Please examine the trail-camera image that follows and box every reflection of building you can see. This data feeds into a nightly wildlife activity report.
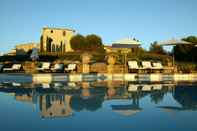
[40,27,75,53]
[0,81,177,119]
[16,43,39,55]
[40,95,72,118]
[4,49,16,56]
[15,94,34,103]
[112,99,142,116]
[14,91,38,105]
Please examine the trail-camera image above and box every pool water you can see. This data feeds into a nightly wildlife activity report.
[0,81,197,131]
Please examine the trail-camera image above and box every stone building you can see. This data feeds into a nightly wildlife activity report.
[40,27,75,53]
[112,38,141,53]
[15,43,39,55]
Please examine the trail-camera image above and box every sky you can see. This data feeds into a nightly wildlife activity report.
[0,0,197,52]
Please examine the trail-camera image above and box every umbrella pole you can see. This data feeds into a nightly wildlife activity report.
[173,54,174,67]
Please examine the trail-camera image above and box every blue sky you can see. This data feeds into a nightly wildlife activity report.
[0,0,197,52]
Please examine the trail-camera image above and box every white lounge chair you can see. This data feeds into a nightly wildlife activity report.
[128,61,139,69]
[3,64,22,72]
[12,82,22,87]
[141,61,152,69]
[42,83,50,89]
[65,64,77,73]
[128,61,140,73]
[37,62,50,72]
[152,62,163,70]
[51,63,64,72]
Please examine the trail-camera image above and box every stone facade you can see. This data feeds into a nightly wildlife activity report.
[40,27,75,53]
[16,43,39,55]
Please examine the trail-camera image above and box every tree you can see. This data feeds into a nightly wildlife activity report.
[86,34,104,52]
[173,36,197,62]
[70,34,105,52]
[182,36,197,44]
[40,35,44,52]
[70,34,86,51]
[149,41,166,55]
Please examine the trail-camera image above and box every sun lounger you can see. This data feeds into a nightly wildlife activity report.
[128,61,139,73]
[141,61,153,69]
[42,83,50,89]
[3,64,22,72]
[37,62,50,72]
[128,61,139,69]
[152,62,163,70]
[65,64,77,73]
[51,63,64,72]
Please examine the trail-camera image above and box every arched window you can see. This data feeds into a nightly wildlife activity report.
[63,31,66,36]
[60,41,63,52]
[52,44,56,52]
[56,45,60,52]
[46,37,53,52]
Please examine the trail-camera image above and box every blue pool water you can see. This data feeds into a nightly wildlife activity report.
[0,80,197,131]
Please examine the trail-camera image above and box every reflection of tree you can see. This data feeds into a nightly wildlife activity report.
[150,90,165,104]
[129,91,148,102]
[173,85,197,110]
[70,88,105,112]
[111,91,143,116]
[70,94,104,112]
[150,88,168,104]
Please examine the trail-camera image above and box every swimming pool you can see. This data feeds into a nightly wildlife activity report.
[0,78,197,131]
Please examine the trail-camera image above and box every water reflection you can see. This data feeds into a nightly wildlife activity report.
[0,81,197,119]
[158,84,197,111]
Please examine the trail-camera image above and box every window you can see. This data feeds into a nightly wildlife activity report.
[63,31,66,36]
[51,30,53,33]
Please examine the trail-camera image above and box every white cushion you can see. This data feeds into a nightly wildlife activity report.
[152,62,163,69]
[53,64,64,70]
[142,61,152,69]
[3,64,21,71]
[42,62,50,69]
[12,64,21,70]
[128,61,139,69]
[67,64,76,70]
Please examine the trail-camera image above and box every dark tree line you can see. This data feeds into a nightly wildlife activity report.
[70,34,105,53]
[149,41,167,55]
[173,36,197,62]
[149,36,197,63]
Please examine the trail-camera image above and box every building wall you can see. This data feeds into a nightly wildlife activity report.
[40,27,75,53]
[104,45,112,53]
[16,43,39,55]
